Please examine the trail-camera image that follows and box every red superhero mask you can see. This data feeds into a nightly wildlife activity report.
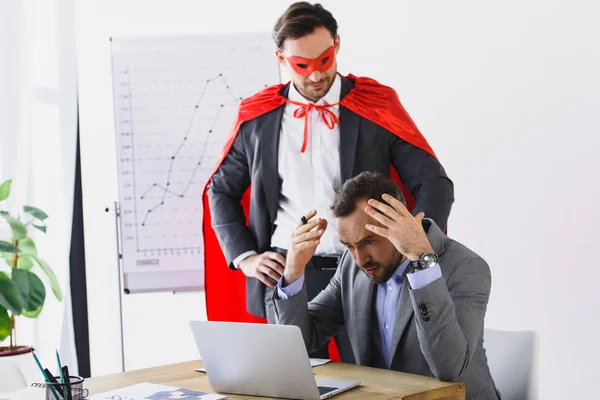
[283,46,335,76]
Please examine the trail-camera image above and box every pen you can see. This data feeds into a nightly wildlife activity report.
[32,351,61,400]
[56,349,70,400]
[62,365,72,400]
[44,368,64,398]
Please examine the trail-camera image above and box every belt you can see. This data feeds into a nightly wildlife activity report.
[272,247,340,271]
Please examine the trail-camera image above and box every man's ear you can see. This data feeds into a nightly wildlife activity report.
[275,49,286,66]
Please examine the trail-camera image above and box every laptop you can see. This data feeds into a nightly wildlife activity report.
[189,321,361,400]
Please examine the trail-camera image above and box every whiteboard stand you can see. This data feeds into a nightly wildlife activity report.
[112,200,126,372]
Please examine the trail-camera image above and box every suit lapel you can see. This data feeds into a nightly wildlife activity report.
[260,87,287,222]
[352,270,374,365]
[389,279,414,361]
[338,76,359,182]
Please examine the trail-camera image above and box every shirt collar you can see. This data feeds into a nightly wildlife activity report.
[382,257,411,287]
[288,73,341,107]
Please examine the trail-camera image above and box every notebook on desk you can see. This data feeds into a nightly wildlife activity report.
[0,383,226,400]
[189,321,361,400]
[87,382,227,399]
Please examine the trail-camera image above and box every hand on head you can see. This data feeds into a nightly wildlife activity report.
[363,194,433,261]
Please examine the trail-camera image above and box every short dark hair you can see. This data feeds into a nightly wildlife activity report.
[331,171,407,218]
[272,2,338,50]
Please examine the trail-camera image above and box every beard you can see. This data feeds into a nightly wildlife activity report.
[299,74,334,102]
[361,250,403,285]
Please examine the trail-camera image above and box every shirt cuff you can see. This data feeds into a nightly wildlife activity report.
[276,273,306,300]
[407,264,442,290]
[232,250,257,269]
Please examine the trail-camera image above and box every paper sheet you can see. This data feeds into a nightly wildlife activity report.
[309,358,331,367]
[87,382,226,399]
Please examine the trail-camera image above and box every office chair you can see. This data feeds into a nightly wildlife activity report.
[484,329,538,400]
[0,359,27,392]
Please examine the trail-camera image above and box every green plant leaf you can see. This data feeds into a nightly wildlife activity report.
[0,180,11,202]
[0,305,9,341]
[1,247,33,270]
[0,240,20,253]
[12,269,45,312]
[1,252,11,267]
[22,303,44,318]
[0,214,27,240]
[18,237,37,255]
[18,256,33,270]
[23,205,48,221]
[33,224,47,233]
[0,271,23,315]
[20,254,62,301]
[13,238,36,270]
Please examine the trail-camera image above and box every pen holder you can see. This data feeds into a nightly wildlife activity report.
[42,375,89,400]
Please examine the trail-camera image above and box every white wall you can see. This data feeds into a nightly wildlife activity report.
[75,1,600,399]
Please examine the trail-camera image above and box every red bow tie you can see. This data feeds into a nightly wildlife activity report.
[286,99,339,153]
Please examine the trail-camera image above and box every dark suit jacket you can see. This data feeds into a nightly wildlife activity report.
[273,219,500,400]
[207,75,454,318]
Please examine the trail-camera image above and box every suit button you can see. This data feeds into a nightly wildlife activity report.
[419,302,429,320]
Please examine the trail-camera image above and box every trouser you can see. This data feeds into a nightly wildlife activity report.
[265,248,356,363]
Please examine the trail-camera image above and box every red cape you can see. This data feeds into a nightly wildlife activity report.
[201,74,438,356]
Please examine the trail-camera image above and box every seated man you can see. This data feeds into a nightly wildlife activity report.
[273,171,500,400]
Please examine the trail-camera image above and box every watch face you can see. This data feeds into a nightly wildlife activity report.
[420,253,438,268]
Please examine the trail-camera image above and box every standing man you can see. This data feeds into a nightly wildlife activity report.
[203,2,454,358]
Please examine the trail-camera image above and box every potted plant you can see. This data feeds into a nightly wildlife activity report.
[0,178,63,356]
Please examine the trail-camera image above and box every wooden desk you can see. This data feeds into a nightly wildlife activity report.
[85,360,465,400]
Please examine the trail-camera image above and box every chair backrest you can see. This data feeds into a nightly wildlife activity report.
[484,329,538,400]
[0,359,27,392]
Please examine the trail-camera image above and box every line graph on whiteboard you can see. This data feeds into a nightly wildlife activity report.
[111,34,280,278]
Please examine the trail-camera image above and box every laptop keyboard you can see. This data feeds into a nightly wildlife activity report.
[318,386,338,395]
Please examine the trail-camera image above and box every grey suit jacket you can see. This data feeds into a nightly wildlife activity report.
[273,219,500,400]
[208,75,454,318]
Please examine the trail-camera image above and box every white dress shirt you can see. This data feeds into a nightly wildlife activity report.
[269,74,345,256]
[233,75,345,267]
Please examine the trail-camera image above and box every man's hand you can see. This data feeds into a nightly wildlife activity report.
[364,194,434,261]
[284,210,327,285]
[239,252,286,288]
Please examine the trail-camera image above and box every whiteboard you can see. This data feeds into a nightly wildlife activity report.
[110,33,281,293]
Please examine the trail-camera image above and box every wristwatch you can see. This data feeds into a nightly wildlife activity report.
[411,252,439,271]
